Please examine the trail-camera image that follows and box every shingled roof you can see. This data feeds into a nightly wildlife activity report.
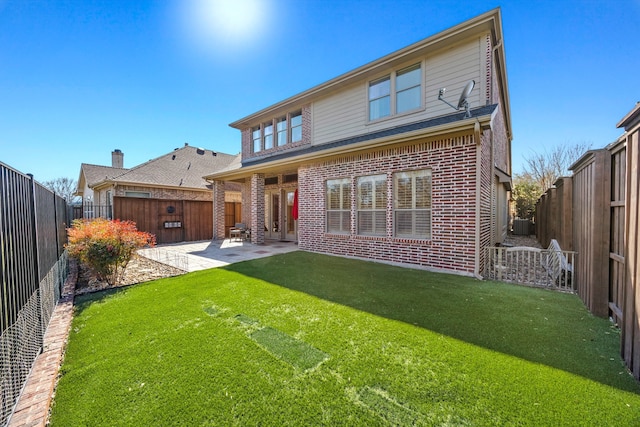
[80,145,236,192]
[77,164,129,197]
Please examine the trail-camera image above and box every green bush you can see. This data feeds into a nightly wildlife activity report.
[66,218,155,285]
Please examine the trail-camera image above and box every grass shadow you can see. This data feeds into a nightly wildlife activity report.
[223,251,639,393]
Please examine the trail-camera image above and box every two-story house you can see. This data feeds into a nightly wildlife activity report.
[205,8,512,277]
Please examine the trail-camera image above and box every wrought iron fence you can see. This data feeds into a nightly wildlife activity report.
[137,247,189,272]
[70,204,112,220]
[484,244,576,292]
[0,162,70,426]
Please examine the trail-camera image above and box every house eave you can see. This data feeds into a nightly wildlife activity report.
[92,179,210,193]
[209,111,495,181]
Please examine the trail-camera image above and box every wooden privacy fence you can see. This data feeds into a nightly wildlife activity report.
[113,197,213,244]
[534,102,640,381]
[0,162,70,426]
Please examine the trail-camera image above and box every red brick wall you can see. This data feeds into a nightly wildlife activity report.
[298,135,479,275]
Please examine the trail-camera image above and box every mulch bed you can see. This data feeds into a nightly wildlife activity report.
[75,254,186,295]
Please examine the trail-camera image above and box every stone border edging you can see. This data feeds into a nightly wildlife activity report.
[8,260,78,427]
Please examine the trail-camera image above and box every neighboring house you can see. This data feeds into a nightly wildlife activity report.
[205,8,512,277]
[76,144,239,243]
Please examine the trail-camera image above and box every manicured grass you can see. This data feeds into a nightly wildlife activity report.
[50,252,640,426]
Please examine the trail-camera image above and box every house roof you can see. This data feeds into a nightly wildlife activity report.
[82,145,236,192]
[228,8,510,139]
[246,104,498,167]
[77,164,129,196]
[206,104,498,181]
[79,164,129,188]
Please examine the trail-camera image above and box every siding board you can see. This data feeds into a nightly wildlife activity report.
[312,34,487,147]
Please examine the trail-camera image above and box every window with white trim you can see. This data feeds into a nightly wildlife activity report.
[394,170,431,239]
[357,174,387,236]
[368,63,422,121]
[276,117,287,146]
[396,64,422,114]
[252,126,261,153]
[326,178,351,234]
[290,111,302,143]
[369,76,391,121]
[263,122,274,149]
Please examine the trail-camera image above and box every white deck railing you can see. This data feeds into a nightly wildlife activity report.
[484,240,576,292]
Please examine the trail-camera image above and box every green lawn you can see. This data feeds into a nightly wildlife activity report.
[50,251,640,426]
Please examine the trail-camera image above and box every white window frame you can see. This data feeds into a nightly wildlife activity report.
[393,170,431,239]
[357,174,387,236]
[276,117,287,146]
[368,62,422,122]
[252,126,262,153]
[326,178,351,234]
[263,121,274,150]
[290,111,302,143]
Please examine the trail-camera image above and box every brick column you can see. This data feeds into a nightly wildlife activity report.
[212,180,226,240]
[250,173,265,244]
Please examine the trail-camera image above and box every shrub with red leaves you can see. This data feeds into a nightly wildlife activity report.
[66,218,156,286]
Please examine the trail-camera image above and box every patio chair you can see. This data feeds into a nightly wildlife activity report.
[230,223,246,242]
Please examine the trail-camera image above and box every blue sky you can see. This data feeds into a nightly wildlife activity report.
[1,0,638,184]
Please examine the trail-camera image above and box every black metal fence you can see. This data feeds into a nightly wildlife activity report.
[70,204,112,220]
[0,161,70,426]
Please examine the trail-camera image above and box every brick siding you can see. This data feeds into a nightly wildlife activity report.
[298,135,479,275]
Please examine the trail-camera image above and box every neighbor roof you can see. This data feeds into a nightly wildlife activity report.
[84,145,236,191]
[77,164,129,195]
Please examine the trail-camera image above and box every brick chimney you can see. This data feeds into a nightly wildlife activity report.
[112,149,124,168]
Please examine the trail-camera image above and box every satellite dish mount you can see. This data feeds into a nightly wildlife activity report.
[437,80,475,118]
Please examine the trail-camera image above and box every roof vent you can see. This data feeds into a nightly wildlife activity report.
[211,151,217,156]
[196,148,205,155]
[172,154,176,160]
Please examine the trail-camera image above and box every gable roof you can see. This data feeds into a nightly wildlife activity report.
[76,164,129,196]
[81,145,236,192]
[229,8,510,138]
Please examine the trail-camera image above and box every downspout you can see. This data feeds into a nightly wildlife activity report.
[474,120,483,279]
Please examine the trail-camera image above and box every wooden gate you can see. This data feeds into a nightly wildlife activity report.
[113,197,213,244]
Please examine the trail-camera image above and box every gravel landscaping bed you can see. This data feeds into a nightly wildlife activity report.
[75,254,186,295]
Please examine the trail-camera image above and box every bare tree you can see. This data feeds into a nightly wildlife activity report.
[43,177,80,204]
[522,142,591,191]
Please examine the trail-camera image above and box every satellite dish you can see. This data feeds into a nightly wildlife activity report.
[437,79,475,118]
[457,80,475,110]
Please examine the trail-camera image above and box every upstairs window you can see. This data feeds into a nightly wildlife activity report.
[368,63,422,121]
[369,76,391,121]
[252,126,261,153]
[394,170,431,239]
[276,117,287,146]
[357,174,387,236]
[291,111,302,143]
[326,178,351,234]
[264,122,274,150]
[396,64,422,114]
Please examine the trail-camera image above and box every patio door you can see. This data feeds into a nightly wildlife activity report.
[264,192,280,240]
[285,189,297,241]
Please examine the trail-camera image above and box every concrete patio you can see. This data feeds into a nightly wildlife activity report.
[137,239,299,272]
